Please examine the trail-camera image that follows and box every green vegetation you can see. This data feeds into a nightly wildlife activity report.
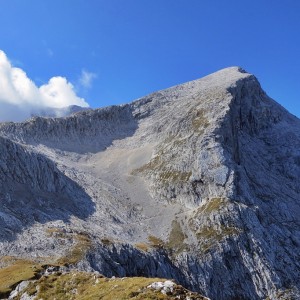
[133,153,191,185]
[132,132,191,182]
[46,227,93,266]
[0,229,93,296]
[0,258,43,297]
[196,225,241,253]
[148,235,165,249]
[24,272,170,300]
[132,155,161,175]
[101,238,113,246]
[198,197,227,214]
[191,108,210,134]
[57,232,92,266]
[135,242,149,252]
[135,221,189,255]
[159,171,192,183]
[167,220,188,254]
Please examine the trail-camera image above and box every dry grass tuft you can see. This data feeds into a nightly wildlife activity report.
[135,243,149,252]
[0,258,42,297]
[198,197,227,214]
[196,225,242,253]
[167,220,189,254]
[148,235,165,249]
[56,232,92,266]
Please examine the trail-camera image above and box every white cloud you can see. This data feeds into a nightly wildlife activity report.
[40,77,87,108]
[79,69,97,88]
[0,50,89,122]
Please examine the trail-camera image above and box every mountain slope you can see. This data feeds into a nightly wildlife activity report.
[0,67,299,299]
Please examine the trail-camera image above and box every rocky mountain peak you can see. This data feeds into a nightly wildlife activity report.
[0,67,299,300]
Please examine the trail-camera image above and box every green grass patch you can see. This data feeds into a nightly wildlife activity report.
[56,232,92,266]
[196,225,241,253]
[167,220,188,254]
[148,235,165,249]
[24,272,170,300]
[159,170,192,183]
[135,243,150,252]
[0,230,92,297]
[198,198,227,214]
[0,258,42,297]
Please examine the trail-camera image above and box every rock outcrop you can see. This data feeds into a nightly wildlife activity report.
[0,67,299,299]
[7,270,208,300]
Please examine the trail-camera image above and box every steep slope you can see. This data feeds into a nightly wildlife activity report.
[0,136,95,242]
[30,104,90,118]
[0,67,299,300]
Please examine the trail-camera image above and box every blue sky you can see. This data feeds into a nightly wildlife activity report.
[0,0,299,120]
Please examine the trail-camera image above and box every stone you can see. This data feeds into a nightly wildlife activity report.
[0,67,299,300]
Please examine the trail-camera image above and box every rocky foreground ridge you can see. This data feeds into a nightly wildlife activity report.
[2,264,207,300]
[0,67,300,299]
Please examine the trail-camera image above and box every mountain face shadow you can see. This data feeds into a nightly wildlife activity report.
[0,137,95,242]
[217,81,300,296]
[0,105,139,154]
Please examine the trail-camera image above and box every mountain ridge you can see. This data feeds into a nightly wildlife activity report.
[0,67,299,299]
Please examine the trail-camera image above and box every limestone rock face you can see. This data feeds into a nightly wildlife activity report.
[0,136,95,242]
[0,67,299,300]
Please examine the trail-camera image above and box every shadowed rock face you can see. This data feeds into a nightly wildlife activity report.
[0,104,138,153]
[0,136,95,241]
[0,67,300,300]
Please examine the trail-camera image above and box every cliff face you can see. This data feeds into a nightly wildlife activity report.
[0,67,299,300]
[0,136,95,242]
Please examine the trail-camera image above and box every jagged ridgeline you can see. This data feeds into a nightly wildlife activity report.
[0,67,299,300]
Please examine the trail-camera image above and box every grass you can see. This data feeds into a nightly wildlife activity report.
[135,243,149,252]
[0,227,94,297]
[196,225,241,253]
[24,272,171,300]
[132,134,192,184]
[46,227,93,266]
[158,171,192,183]
[148,235,165,249]
[198,197,227,214]
[191,108,210,134]
[132,155,161,175]
[0,228,93,297]
[196,225,240,240]
[135,236,165,252]
[0,234,91,298]
[22,271,207,300]
[0,230,92,297]
[101,238,113,246]
[0,258,43,298]
[167,220,188,254]
[1,261,207,299]
[135,221,189,255]
[133,154,192,185]
[56,232,92,266]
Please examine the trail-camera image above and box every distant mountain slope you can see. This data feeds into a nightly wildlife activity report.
[0,67,299,300]
[30,104,90,118]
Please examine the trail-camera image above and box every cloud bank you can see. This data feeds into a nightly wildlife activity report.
[0,50,89,122]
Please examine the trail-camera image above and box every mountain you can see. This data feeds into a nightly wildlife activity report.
[30,105,90,118]
[0,104,89,123]
[0,67,299,299]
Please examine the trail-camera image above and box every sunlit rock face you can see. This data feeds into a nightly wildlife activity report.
[0,67,299,300]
